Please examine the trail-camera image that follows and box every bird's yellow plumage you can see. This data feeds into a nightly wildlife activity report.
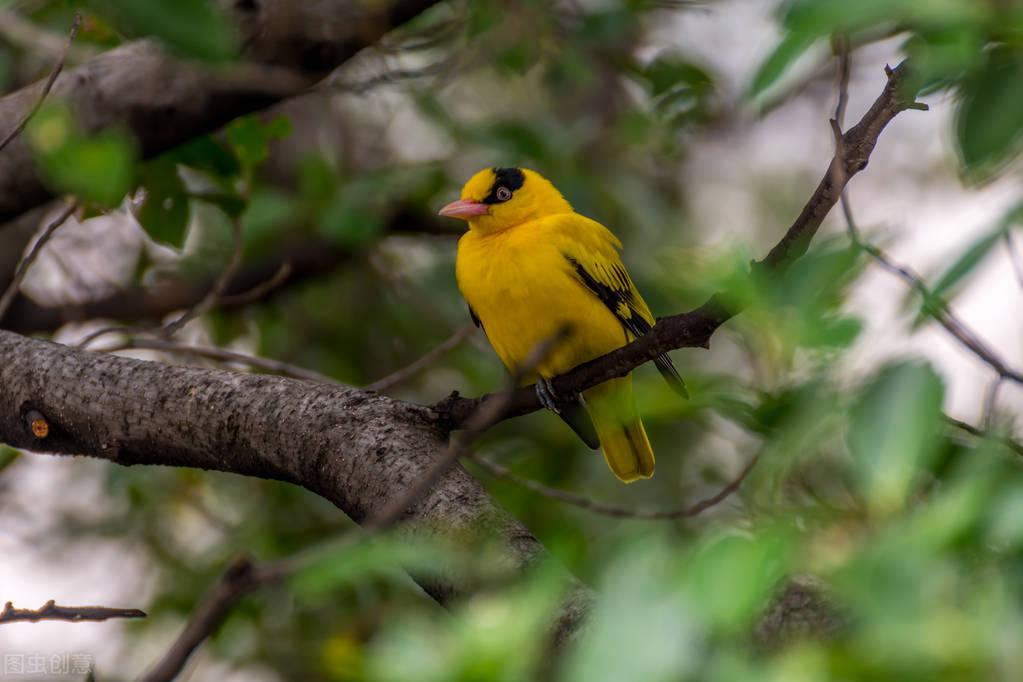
[439,168,685,483]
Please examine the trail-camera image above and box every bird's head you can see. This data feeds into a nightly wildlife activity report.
[438,167,572,233]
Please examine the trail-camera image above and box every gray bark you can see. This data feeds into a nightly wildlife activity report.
[0,328,593,642]
[0,0,441,226]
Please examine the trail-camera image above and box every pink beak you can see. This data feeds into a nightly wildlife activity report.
[438,198,490,219]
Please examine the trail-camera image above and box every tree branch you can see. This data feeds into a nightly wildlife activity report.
[0,0,442,227]
[469,449,759,519]
[0,328,591,642]
[0,200,77,321]
[0,210,455,335]
[434,61,924,429]
[0,600,145,624]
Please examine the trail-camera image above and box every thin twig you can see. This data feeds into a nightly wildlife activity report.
[76,323,149,350]
[0,9,95,63]
[827,54,1023,389]
[0,12,81,155]
[0,200,77,320]
[215,262,292,306]
[1,600,145,624]
[140,557,271,682]
[848,216,1023,385]
[162,218,244,335]
[102,338,339,384]
[943,414,1023,457]
[78,219,249,349]
[367,324,474,392]
[832,33,851,127]
[470,450,759,520]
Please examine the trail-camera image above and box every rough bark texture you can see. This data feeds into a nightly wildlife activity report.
[0,0,441,226]
[0,329,588,618]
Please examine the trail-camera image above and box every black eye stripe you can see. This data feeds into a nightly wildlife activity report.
[482,167,525,204]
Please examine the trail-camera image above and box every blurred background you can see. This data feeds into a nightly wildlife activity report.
[1,0,1022,679]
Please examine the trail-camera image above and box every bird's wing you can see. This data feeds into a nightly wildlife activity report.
[468,303,483,330]
[553,215,689,399]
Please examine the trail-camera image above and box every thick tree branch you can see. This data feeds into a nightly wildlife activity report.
[433,61,923,429]
[0,209,455,335]
[0,0,442,227]
[0,328,592,643]
[0,600,145,624]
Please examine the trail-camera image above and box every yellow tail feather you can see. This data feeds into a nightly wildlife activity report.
[584,377,654,483]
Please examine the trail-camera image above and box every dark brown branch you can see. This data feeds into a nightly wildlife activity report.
[140,557,277,682]
[470,449,759,520]
[0,13,81,155]
[0,600,145,624]
[434,61,924,429]
[0,0,442,227]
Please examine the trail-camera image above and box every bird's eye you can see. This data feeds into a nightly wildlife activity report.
[495,186,513,202]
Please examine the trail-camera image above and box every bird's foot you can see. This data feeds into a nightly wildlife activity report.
[535,377,561,414]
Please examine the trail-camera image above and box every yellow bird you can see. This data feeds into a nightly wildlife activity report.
[439,167,686,483]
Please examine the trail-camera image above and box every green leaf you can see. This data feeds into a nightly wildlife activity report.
[319,191,382,247]
[644,55,713,98]
[848,361,945,514]
[28,104,136,207]
[87,0,236,61]
[292,537,447,601]
[137,158,189,247]
[955,48,1023,180]
[685,530,792,633]
[241,188,300,251]
[0,445,20,471]
[929,224,1005,302]
[227,115,293,173]
[748,31,817,99]
[562,537,699,682]
[166,135,241,179]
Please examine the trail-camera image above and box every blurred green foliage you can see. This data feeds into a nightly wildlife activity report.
[4,0,1023,680]
[27,102,135,206]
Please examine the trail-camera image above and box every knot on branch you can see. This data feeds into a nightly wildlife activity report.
[24,409,49,439]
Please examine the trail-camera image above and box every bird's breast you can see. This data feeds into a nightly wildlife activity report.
[456,226,626,378]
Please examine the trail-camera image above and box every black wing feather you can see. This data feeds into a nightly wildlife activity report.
[566,256,688,399]
[468,304,482,330]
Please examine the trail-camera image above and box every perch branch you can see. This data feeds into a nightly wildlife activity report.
[0,600,145,624]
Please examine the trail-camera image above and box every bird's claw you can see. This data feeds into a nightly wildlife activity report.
[536,377,561,414]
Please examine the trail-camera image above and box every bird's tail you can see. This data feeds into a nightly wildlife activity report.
[584,376,654,483]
